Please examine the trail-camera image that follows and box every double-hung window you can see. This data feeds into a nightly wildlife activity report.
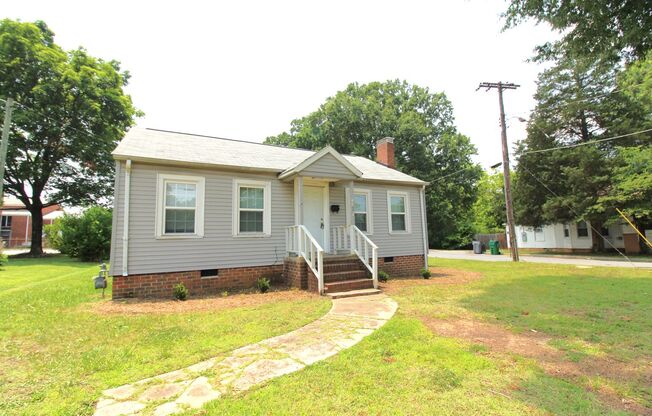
[534,226,545,242]
[387,191,410,233]
[233,179,271,236]
[156,174,205,238]
[352,189,372,233]
[577,220,589,238]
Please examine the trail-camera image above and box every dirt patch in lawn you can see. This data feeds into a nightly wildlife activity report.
[380,268,483,294]
[422,316,652,415]
[87,287,321,315]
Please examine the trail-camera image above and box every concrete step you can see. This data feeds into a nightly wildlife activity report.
[326,288,382,299]
[324,270,369,283]
[325,278,374,293]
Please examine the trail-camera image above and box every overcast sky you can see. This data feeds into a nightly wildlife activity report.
[4,0,556,168]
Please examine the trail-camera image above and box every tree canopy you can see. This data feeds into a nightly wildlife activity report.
[0,19,140,255]
[472,170,506,234]
[266,80,482,248]
[512,47,652,251]
[503,0,652,62]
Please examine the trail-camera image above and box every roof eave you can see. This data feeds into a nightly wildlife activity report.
[112,154,282,174]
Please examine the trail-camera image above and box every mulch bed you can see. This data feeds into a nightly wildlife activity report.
[88,286,320,315]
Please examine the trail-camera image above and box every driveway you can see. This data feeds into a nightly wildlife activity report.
[429,249,652,269]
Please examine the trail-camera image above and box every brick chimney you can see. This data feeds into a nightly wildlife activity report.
[376,137,395,169]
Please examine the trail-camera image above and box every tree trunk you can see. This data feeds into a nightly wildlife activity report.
[591,220,606,252]
[28,204,44,256]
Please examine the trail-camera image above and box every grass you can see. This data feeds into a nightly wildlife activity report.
[203,316,621,415]
[2,256,651,415]
[0,256,329,415]
[198,258,651,415]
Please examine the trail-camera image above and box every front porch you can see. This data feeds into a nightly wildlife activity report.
[279,147,379,295]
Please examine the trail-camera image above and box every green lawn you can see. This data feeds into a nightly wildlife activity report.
[2,257,651,415]
[201,259,652,415]
[0,256,329,415]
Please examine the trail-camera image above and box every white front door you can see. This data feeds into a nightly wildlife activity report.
[303,185,325,247]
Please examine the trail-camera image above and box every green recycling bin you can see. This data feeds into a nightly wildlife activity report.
[488,240,501,255]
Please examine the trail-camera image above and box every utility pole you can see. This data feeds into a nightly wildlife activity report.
[478,82,520,262]
[0,97,14,206]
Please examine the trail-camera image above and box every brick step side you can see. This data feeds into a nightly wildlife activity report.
[325,278,374,293]
[323,261,366,274]
[323,270,370,283]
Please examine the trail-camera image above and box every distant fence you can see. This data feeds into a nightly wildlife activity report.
[473,233,507,249]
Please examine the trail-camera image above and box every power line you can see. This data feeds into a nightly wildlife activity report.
[520,128,652,155]
[431,166,478,183]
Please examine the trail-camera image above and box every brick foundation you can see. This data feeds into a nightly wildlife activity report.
[113,254,425,299]
[378,254,424,277]
[112,264,284,299]
[283,256,319,293]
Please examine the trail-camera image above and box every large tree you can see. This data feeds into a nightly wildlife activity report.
[513,52,652,250]
[503,0,652,62]
[266,80,482,248]
[0,19,139,255]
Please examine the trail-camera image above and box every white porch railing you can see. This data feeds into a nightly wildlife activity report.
[286,225,325,294]
[330,225,378,289]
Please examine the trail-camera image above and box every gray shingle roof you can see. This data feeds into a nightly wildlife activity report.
[113,128,427,185]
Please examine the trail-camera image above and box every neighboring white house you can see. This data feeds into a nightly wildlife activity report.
[109,128,429,299]
[509,220,643,253]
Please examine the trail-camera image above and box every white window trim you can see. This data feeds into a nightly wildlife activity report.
[155,173,205,239]
[352,188,373,235]
[232,178,272,237]
[534,227,545,242]
[387,191,411,234]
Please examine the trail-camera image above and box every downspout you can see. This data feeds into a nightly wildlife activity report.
[122,160,132,276]
[419,185,429,269]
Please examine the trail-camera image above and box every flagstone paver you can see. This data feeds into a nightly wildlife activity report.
[94,293,397,415]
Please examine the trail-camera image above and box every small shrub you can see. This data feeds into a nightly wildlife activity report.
[421,268,431,279]
[173,283,188,301]
[256,277,271,293]
[45,206,112,261]
[378,271,389,282]
[0,243,7,267]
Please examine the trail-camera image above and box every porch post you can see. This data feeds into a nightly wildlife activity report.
[346,180,354,254]
[294,176,303,225]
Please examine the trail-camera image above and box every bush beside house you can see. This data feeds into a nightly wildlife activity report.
[46,206,112,261]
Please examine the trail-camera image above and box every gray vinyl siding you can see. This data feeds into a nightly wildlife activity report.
[111,162,293,276]
[300,153,357,180]
[332,182,426,258]
[111,161,426,276]
[329,186,346,228]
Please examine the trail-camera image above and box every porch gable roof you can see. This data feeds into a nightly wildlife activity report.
[278,146,362,180]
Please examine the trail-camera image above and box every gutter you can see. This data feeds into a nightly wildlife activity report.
[419,185,429,269]
[122,160,132,276]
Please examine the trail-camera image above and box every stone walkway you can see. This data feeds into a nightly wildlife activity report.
[94,294,397,416]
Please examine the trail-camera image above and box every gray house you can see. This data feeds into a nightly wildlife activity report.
[109,128,429,298]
